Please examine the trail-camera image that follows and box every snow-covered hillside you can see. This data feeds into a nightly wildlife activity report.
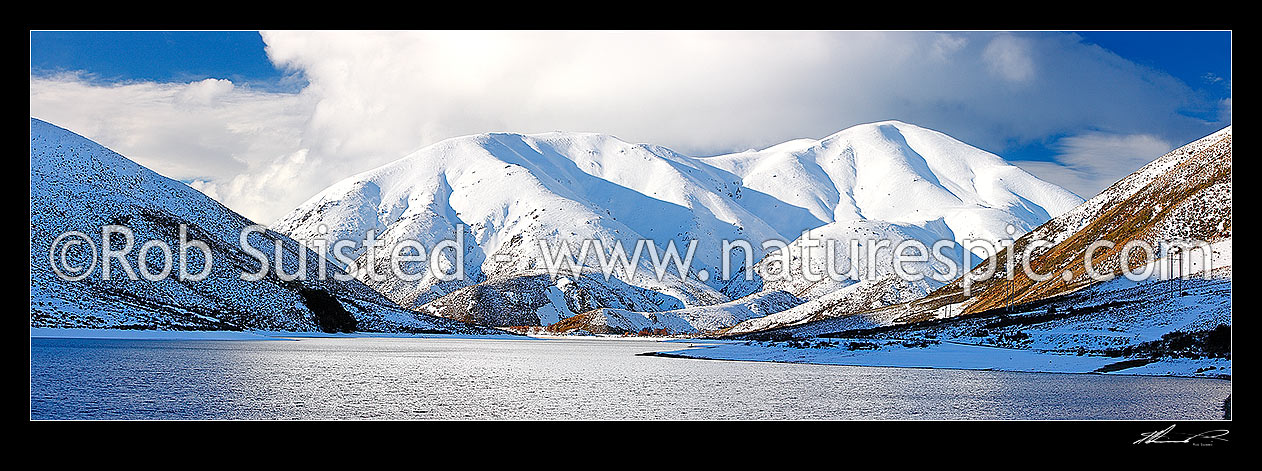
[273,120,1081,333]
[716,122,1085,335]
[728,126,1231,339]
[701,121,1080,244]
[697,256,1231,378]
[30,118,507,335]
[943,126,1232,316]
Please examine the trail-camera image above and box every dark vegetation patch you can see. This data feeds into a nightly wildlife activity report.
[766,339,839,349]
[1102,324,1231,360]
[115,324,155,330]
[982,301,1134,329]
[392,326,452,334]
[638,327,674,336]
[801,297,1085,341]
[1093,357,1158,373]
[299,288,358,333]
[900,339,939,348]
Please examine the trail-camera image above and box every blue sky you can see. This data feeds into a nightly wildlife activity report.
[1077,31,1231,100]
[30,31,1232,223]
[31,31,301,91]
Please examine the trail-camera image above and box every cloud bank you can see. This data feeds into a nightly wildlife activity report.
[1014,133,1176,198]
[30,31,1230,223]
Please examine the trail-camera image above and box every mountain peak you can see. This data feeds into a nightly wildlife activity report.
[272,119,1081,333]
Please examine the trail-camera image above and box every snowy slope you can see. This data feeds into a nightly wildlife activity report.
[701,121,1080,239]
[272,132,786,312]
[29,118,507,335]
[720,274,933,336]
[553,289,805,335]
[273,121,1080,333]
[942,126,1232,316]
[418,270,686,327]
[731,126,1232,339]
[701,260,1231,379]
[713,121,1082,334]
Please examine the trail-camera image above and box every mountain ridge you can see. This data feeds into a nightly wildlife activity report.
[724,125,1231,338]
[273,120,1082,333]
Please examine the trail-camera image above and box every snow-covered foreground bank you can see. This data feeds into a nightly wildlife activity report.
[652,339,1231,379]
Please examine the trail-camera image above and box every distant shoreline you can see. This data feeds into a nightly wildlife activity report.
[28,327,526,342]
[645,339,1232,380]
[30,327,1232,381]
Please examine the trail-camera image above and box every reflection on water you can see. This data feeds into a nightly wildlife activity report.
[30,337,1230,420]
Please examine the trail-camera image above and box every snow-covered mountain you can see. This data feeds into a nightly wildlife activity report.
[729,126,1231,338]
[714,122,1084,334]
[273,132,788,309]
[29,118,507,335]
[273,120,1081,333]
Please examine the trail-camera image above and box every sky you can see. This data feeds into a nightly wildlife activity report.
[30,30,1232,224]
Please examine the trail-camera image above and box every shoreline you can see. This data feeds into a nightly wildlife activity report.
[30,327,1231,380]
[28,327,532,342]
[28,326,698,342]
[645,339,1232,380]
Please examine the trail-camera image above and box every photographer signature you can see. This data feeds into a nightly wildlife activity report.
[1134,424,1229,445]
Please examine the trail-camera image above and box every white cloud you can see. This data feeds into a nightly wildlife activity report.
[930,33,968,61]
[30,73,316,223]
[1014,132,1174,198]
[187,149,313,223]
[260,31,1220,155]
[982,34,1036,83]
[31,31,1228,223]
[175,78,236,106]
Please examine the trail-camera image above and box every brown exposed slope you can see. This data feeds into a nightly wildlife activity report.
[949,126,1231,315]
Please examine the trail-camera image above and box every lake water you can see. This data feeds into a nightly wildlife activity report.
[30,336,1231,420]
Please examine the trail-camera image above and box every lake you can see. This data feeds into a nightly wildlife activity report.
[30,336,1231,420]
